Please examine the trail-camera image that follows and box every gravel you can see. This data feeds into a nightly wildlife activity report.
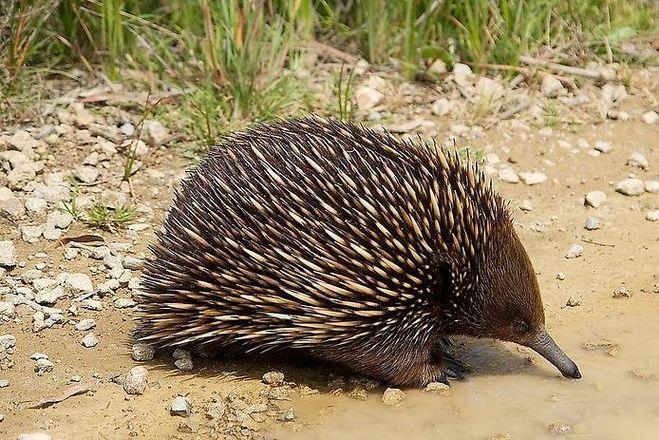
[131,343,155,361]
[123,366,149,395]
[594,140,613,153]
[584,217,600,230]
[66,273,94,293]
[0,241,17,267]
[566,297,581,307]
[626,152,649,170]
[565,244,584,259]
[17,433,52,440]
[641,110,658,124]
[206,400,225,420]
[81,333,98,348]
[74,318,96,331]
[616,178,645,196]
[381,388,405,406]
[518,171,547,185]
[0,334,16,350]
[173,349,193,371]
[584,191,606,208]
[262,371,285,386]
[170,396,192,417]
[498,165,520,184]
[613,286,633,298]
[424,382,451,394]
[34,358,54,375]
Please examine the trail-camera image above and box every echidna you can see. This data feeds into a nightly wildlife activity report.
[135,117,581,386]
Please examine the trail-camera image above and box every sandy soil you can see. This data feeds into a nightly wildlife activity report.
[1,71,658,440]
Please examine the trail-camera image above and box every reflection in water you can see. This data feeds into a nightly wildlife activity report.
[272,297,659,440]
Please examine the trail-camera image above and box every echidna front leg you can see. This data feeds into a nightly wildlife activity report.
[427,337,469,383]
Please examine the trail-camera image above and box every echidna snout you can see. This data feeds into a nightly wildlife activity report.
[135,117,581,386]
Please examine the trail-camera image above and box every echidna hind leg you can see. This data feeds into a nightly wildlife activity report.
[429,337,469,382]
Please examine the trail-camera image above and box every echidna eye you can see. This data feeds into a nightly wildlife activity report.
[513,319,530,334]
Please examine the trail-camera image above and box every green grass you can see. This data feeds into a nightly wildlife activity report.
[1,0,657,134]
[87,202,137,229]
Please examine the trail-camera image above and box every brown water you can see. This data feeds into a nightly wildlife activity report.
[277,297,659,440]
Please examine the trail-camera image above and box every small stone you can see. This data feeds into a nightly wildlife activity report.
[113,298,136,309]
[0,241,17,267]
[25,198,47,214]
[66,273,94,293]
[34,358,54,375]
[0,187,25,218]
[123,366,149,395]
[73,166,99,184]
[80,299,102,311]
[541,74,565,97]
[584,191,606,208]
[498,165,519,184]
[171,396,192,417]
[30,352,48,360]
[0,302,15,317]
[424,382,451,394]
[0,379,9,388]
[0,334,16,350]
[645,180,659,194]
[20,225,43,242]
[584,217,600,230]
[381,388,405,406]
[565,244,583,259]
[518,171,547,185]
[122,256,142,269]
[278,408,296,422]
[144,120,169,147]
[431,98,452,116]
[17,433,52,440]
[641,110,658,124]
[347,385,368,400]
[556,272,566,281]
[120,122,135,136]
[173,349,193,371]
[646,210,659,222]
[262,370,285,386]
[566,296,581,307]
[612,286,632,298]
[626,152,649,170]
[35,287,65,306]
[547,422,573,435]
[131,343,155,361]
[46,211,73,229]
[615,178,645,196]
[594,141,613,153]
[75,318,96,331]
[355,86,384,111]
[452,63,473,87]
[519,200,533,211]
[81,333,98,348]
[206,400,225,419]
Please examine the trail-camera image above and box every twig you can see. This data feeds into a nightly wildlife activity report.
[28,381,98,409]
[520,55,616,81]
[581,237,616,247]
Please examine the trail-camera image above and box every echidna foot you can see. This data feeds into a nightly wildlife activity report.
[429,337,469,383]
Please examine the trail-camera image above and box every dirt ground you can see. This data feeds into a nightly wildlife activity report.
[1,65,658,440]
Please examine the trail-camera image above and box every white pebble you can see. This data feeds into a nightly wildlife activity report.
[565,244,584,259]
